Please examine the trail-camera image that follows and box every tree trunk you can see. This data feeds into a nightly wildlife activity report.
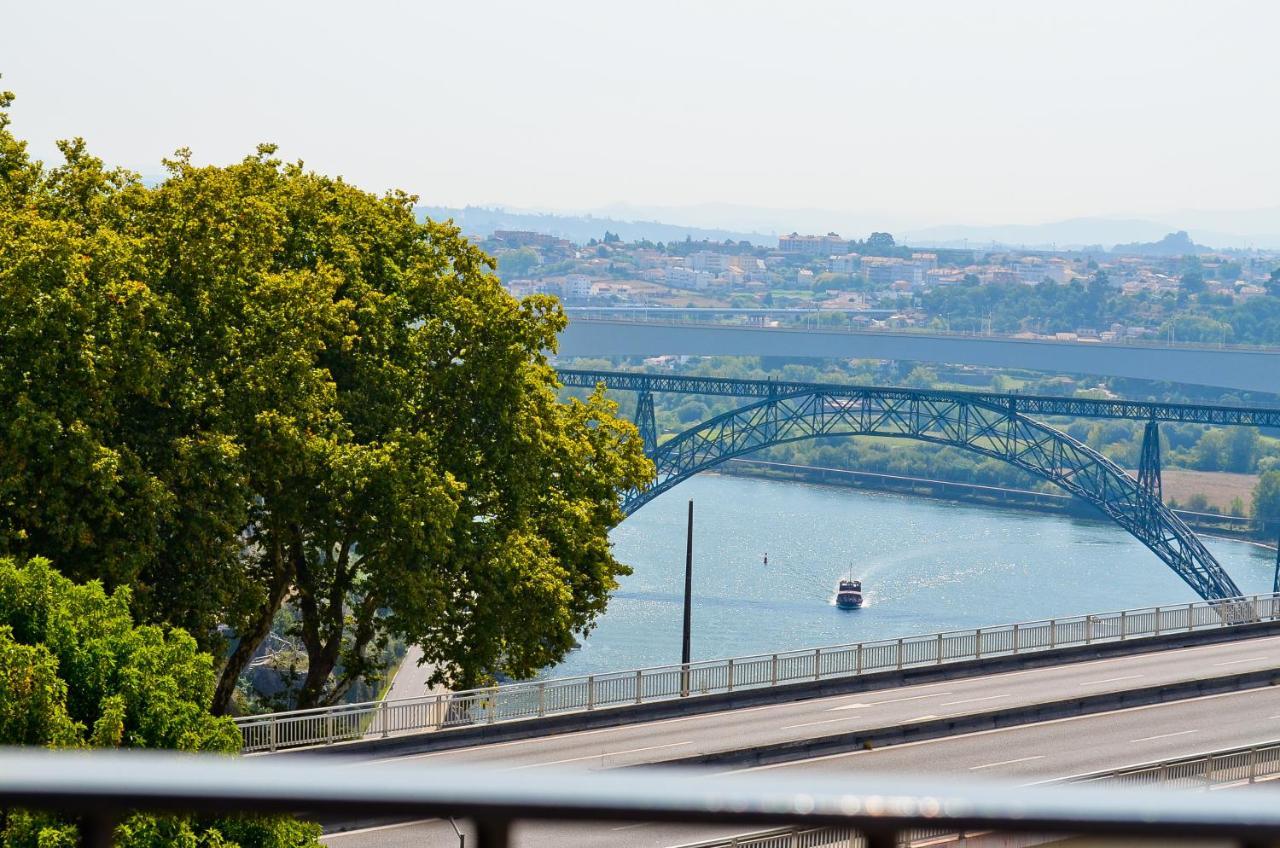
[211,551,292,715]
[292,536,348,709]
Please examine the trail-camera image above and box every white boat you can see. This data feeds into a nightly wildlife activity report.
[835,578,863,610]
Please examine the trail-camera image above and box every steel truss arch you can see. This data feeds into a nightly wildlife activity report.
[623,389,1241,601]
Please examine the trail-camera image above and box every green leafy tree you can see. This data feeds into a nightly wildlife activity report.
[1254,471,1280,531]
[0,90,653,712]
[865,232,896,253]
[1225,427,1260,473]
[904,366,938,388]
[496,246,540,279]
[0,556,320,848]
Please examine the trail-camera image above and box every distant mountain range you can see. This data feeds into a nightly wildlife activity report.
[1109,231,1212,257]
[418,203,1280,253]
[902,212,1280,251]
[417,205,778,247]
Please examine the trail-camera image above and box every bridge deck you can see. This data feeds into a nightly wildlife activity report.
[557,368,1280,427]
[557,318,1280,394]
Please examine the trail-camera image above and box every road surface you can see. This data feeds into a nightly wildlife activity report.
[359,635,1280,770]
[322,635,1280,847]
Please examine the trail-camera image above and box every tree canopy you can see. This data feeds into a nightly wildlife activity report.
[0,556,320,848]
[0,89,653,712]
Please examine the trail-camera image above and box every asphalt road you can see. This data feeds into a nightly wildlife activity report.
[359,635,1280,771]
[321,636,1280,848]
[382,645,446,704]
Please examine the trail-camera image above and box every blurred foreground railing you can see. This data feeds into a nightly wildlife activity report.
[5,748,1280,848]
[236,593,1280,753]
[673,739,1280,848]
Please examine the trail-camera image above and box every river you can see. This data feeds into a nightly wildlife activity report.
[546,474,1278,679]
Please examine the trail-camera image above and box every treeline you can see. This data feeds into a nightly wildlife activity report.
[922,276,1280,345]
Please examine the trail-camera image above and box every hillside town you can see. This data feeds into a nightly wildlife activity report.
[485,227,1280,345]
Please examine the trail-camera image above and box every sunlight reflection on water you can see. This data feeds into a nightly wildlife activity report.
[546,474,1275,678]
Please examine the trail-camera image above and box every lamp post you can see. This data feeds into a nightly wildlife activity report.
[681,499,694,695]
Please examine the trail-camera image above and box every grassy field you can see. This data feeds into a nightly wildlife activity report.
[1152,468,1258,514]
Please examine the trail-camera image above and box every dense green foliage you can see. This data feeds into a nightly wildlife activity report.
[0,556,319,848]
[1254,472,1280,529]
[0,90,653,712]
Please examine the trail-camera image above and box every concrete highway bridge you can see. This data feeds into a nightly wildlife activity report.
[257,598,1280,848]
[558,316,1280,395]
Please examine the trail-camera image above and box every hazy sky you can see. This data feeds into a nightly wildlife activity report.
[3,1,1278,227]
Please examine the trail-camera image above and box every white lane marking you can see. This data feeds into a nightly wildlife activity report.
[939,694,1010,707]
[371,635,1280,766]
[830,692,952,711]
[1079,675,1143,686]
[729,687,1274,775]
[611,823,651,832]
[969,755,1044,771]
[508,740,694,769]
[374,702,791,763]
[785,710,949,731]
[783,717,857,730]
[322,818,439,840]
[1130,729,1198,743]
[1213,655,1268,666]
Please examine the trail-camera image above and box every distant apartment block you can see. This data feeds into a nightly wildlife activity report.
[667,266,716,290]
[925,269,965,287]
[719,267,746,286]
[590,282,630,298]
[564,274,594,299]
[504,279,542,298]
[862,256,903,287]
[779,232,851,256]
[828,253,862,274]
[688,251,737,272]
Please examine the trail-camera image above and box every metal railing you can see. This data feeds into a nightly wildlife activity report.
[671,741,1280,848]
[7,748,1280,848]
[235,592,1280,753]
[1073,739,1280,790]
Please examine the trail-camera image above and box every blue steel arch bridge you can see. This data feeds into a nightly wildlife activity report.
[557,369,1280,603]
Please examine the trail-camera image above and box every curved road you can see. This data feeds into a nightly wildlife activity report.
[323,634,1280,847]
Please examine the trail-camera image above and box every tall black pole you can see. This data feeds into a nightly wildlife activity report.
[682,499,694,667]
[1273,530,1280,596]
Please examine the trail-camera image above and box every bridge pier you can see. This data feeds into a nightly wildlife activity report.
[635,390,657,455]
[1138,419,1162,507]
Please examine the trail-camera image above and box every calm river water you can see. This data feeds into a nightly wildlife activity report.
[547,474,1277,679]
